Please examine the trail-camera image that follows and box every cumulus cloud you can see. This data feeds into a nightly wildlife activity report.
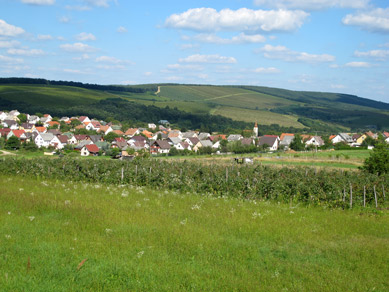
[37,34,53,40]
[342,8,389,33]
[165,8,309,32]
[0,19,25,37]
[354,49,389,59]
[259,44,335,63]
[179,54,237,64]
[0,40,20,48]
[7,48,45,56]
[190,33,266,44]
[0,54,24,64]
[59,16,70,23]
[253,0,369,10]
[65,5,91,11]
[76,32,96,41]
[253,67,280,73]
[95,55,133,69]
[60,42,96,53]
[21,0,55,5]
[345,61,372,67]
[117,26,128,33]
[164,63,204,72]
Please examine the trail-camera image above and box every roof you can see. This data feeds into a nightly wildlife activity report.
[142,130,153,139]
[0,128,11,137]
[168,137,182,145]
[89,135,102,143]
[124,128,139,136]
[57,135,69,143]
[241,138,254,145]
[259,136,278,146]
[112,130,124,135]
[130,135,147,142]
[40,133,54,142]
[187,137,200,145]
[74,135,89,141]
[99,125,111,133]
[200,140,213,147]
[85,144,99,153]
[35,127,46,133]
[47,121,60,126]
[11,130,26,138]
[280,133,294,141]
[79,116,89,122]
[154,140,171,149]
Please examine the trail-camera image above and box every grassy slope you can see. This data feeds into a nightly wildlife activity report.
[0,175,388,291]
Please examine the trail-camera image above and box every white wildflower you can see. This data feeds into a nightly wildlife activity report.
[28,216,35,221]
[121,191,129,198]
[143,198,149,201]
[65,200,71,205]
[230,208,235,214]
[191,204,201,210]
[137,251,144,258]
[252,212,261,219]
[41,181,48,186]
[272,270,280,278]
[136,201,141,208]
[7,211,11,215]
[5,234,11,239]
[290,211,294,214]
[19,188,24,192]
[180,218,187,225]
[105,228,112,234]
[168,202,173,207]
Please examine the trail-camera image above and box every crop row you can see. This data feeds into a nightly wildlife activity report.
[0,157,387,208]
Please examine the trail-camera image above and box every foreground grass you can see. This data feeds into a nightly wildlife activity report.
[0,175,388,291]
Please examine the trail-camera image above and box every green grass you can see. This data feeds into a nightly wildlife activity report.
[1,175,388,291]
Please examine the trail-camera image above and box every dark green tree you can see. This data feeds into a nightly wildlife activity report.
[289,134,305,151]
[17,113,27,123]
[104,132,120,143]
[361,143,389,175]
[5,136,21,150]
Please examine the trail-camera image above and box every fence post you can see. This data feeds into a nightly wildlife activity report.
[363,186,366,208]
[383,185,386,200]
[226,168,228,182]
[374,185,378,208]
[135,165,138,176]
[349,183,352,209]
[343,187,346,202]
[121,167,124,182]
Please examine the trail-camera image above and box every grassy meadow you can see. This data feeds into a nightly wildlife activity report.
[1,174,388,291]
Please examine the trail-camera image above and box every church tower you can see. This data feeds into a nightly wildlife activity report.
[253,121,258,138]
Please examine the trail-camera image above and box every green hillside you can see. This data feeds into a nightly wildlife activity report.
[1,78,389,131]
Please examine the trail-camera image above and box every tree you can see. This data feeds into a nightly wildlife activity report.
[104,132,120,143]
[22,141,38,152]
[17,113,27,123]
[70,119,82,127]
[361,143,389,175]
[289,134,305,151]
[5,136,20,150]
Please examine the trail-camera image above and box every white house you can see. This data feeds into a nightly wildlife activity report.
[305,136,324,147]
[35,133,62,149]
[27,115,40,124]
[148,123,157,130]
[0,112,8,121]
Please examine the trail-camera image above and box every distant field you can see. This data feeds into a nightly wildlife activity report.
[212,106,305,127]
[1,175,388,291]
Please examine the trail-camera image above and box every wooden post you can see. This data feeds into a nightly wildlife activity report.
[226,168,228,182]
[149,167,152,174]
[363,186,366,208]
[349,183,353,209]
[343,187,346,202]
[121,167,124,182]
[383,185,386,200]
[135,165,138,176]
[374,185,378,208]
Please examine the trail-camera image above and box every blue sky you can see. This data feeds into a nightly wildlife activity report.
[0,0,388,103]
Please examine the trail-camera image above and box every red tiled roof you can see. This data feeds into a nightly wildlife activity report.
[85,144,99,153]
[12,130,26,138]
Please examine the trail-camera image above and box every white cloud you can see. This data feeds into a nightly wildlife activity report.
[165,63,204,72]
[355,49,389,59]
[342,8,389,33]
[76,32,96,41]
[179,54,237,64]
[180,43,200,50]
[21,0,55,5]
[0,55,24,64]
[345,61,372,67]
[60,42,96,53]
[63,68,87,74]
[253,67,280,73]
[117,26,128,33]
[144,72,152,76]
[165,8,309,32]
[0,40,20,48]
[7,48,45,56]
[83,0,115,8]
[191,33,266,44]
[37,34,53,40]
[260,44,335,63]
[73,54,90,61]
[331,84,347,89]
[0,19,25,37]
[59,16,70,23]
[65,5,91,11]
[254,0,369,10]
[96,55,127,64]
[95,55,133,70]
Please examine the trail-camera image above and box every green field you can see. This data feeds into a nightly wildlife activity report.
[1,174,388,291]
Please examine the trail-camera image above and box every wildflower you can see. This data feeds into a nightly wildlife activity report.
[105,228,112,234]
[290,211,294,214]
[252,212,261,219]
[28,216,35,222]
[230,208,235,214]
[5,235,11,239]
[19,188,24,192]
[272,270,280,278]
[191,204,201,210]
[121,191,128,198]
[136,202,141,208]
[180,218,187,225]
[143,198,149,201]
[137,251,144,258]
[65,200,71,205]
[7,211,11,215]
[41,181,48,186]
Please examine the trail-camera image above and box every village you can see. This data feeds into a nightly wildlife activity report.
[1,109,388,157]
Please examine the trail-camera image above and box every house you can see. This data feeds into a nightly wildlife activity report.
[98,125,113,135]
[185,137,200,147]
[331,133,353,144]
[365,131,378,139]
[148,123,157,130]
[200,140,213,148]
[168,130,183,140]
[182,131,198,139]
[241,138,255,146]
[81,144,100,156]
[112,130,125,136]
[154,131,168,140]
[112,137,128,149]
[8,110,20,119]
[86,121,101,131]
[259,136,279,151]
[128,135,148,145]
[227,134,243,142]
[192,140,203,152]
[198,132,211,141]
[383,132,389,143]
[79,116,91,124]
[34,126,47,134]
[0,111,8,121]
[168,137,182,146]
[158,120,170,126]
[2,120,19,129]
[7,130,27,141]
[352,134,366,145]
[124,128,139,137]
[279,133,294,149]
[175,142,192,151]
[142,130,154,139]
[47,129,62,136]
[89,135,103,143]
[59,117,70,122]
[46,121,60,128]
[305,136,324,147]
[19,123,35,133]
[57,135,69,147]
[128,141,149,151]
[74,135,91,143]
[34,133,62,149]
[27,115,40,124]
[0,128,11,138]
[151,140,171,154]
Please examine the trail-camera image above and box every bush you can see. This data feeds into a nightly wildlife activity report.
[361,143,389,175]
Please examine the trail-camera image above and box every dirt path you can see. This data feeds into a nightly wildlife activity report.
[0,150,16,156]
[155,86,161,95]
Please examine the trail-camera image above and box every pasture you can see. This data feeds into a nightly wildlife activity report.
[0,175,388,291]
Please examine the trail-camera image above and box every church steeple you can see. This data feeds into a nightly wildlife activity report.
[253,121,258,138]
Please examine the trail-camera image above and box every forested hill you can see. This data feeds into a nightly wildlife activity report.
[0,78,388,132]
